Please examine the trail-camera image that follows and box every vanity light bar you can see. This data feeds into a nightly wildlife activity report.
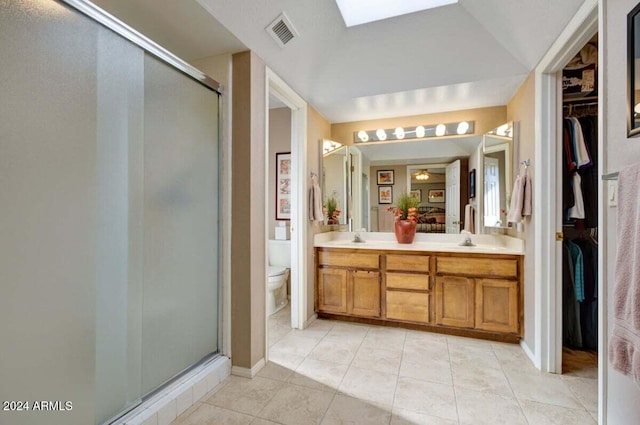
[353,121,475,143]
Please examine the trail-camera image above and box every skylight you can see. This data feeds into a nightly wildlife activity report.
[335,0,458,27]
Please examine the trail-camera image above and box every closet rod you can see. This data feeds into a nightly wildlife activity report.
[602,172,619,180]
[562,101,598,108]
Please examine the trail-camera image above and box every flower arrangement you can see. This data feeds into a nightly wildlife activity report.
[388,193,420,222]
[324,197,341,224]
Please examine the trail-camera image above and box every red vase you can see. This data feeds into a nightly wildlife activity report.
[394,219,417,244]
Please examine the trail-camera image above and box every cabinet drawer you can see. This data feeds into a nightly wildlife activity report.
[318,250,379,269]
[436,256,517,278]
[386,291,430,323]
[386,254,429,272]
[386,272,430,291]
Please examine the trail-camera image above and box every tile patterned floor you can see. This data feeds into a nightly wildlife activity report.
[171,306,598,425]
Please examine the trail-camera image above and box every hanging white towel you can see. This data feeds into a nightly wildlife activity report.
[568,173,585,219]
[523,174,532,217]
[309,177,324,221]
[463,204,475,233]
[569,117,592,169]
[507,175,524,224]
[609,162,640,387]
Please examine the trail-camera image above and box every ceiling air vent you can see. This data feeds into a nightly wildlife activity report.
[266,12,298,47]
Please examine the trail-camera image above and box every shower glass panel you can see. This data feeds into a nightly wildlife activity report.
[141,55,219,395]
[1,1,220,424]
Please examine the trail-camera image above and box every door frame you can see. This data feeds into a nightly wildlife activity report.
[265,68,308,338]
[534,0,605,422]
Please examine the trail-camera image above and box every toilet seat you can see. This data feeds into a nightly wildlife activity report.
[268,265,287,277]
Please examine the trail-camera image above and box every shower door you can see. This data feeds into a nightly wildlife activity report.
[1,2,221,424]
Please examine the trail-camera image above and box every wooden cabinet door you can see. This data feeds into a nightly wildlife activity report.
[318,268,347,314]
[475,278,518,333]
[348,270,380,317]
[435,275,475,328]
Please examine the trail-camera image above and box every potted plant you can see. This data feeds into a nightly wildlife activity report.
[388,193,420,243]
[324,197,342,225]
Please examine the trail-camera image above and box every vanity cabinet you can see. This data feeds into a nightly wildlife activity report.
[434,254,520,334]
[435,276,475,328]
[317,268,348,314]
[385,254,431,323]
[317,250,381,318]
[475,278,518,333]
[315,247,523,342]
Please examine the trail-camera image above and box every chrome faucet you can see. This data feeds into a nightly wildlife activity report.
[460,230,475,246]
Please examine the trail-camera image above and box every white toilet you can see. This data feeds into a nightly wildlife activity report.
[267,239,291,316]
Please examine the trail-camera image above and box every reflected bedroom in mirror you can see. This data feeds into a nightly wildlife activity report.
[319,121,518,235]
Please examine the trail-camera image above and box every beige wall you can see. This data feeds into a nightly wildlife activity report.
[331,106,507,146]
[506,71,536,352]
[604,0,640,421]
[307,106,332,320]
[231,51,266,369]
[268,108,292,239]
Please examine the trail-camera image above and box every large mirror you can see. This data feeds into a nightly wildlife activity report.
[349,136,482,233]
[321,123,518,235]
[480,122,517,230]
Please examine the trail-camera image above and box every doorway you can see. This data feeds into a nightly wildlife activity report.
[265,68,308,358]
[534,0,603,421]
[559,33,599,380]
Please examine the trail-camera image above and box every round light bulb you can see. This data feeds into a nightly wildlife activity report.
[435,124,446,137]
[635,103,640,114]
[496,124,509,136]
[394,127,405,139]
[457,121,469,135]
[376,129,387,141]
[415,125,426,138]
[357,130,369,142]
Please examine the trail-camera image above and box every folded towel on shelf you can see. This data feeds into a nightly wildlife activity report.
[309,176,324,221]
[609,163,640,387]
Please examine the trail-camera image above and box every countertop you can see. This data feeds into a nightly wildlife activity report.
[314,232,525,255]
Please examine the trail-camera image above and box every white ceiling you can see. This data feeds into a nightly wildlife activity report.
[92,0,585,123]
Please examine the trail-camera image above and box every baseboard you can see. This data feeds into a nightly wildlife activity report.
[303,313,318,328]
[117,355,230,425]
[520,339,537,368]
[231,358,265,378]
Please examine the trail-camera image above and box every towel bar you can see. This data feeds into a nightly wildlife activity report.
[602,172,619,180]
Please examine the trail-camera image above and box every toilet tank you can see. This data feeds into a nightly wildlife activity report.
[268,239,291,267]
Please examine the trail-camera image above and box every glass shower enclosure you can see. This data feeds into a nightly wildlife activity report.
[0,1,221,424]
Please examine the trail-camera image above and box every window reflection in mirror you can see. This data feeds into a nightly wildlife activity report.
[481,122,516,231]
[321,144,348,225]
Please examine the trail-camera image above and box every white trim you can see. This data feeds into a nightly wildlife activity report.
[534,0,598,374]
[231,358,265,378]
[220,57,233,361]
[520,339,536,366]
[597,1,607,423]
[265,68,308,332]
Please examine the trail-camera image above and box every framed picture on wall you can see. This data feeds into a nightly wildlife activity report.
[276,152,291,220]
[428,189,445,203]
[377,170,394,185]
[469,169,476,198]
[378,186,393,204]
[410,189,421,201]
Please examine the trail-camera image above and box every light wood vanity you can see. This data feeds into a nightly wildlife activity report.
[315,246,523,342]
